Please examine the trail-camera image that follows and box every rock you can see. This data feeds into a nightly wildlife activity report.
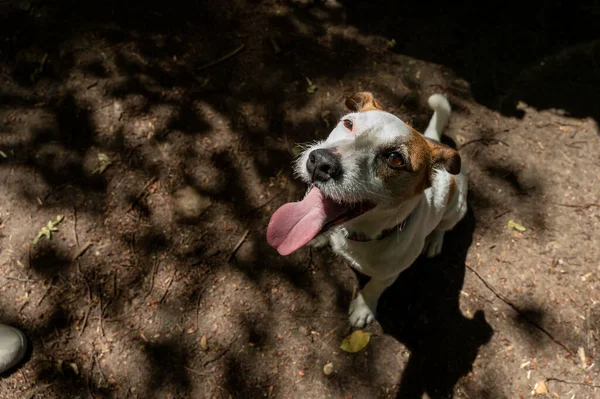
[323,362,334,376]
[172,187,211,221]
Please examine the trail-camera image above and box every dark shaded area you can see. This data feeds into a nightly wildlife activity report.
[340,0,600,121]
[377,208,494,398]
[143,340,192,396]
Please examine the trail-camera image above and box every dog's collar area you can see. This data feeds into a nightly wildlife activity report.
[346,215,410,242]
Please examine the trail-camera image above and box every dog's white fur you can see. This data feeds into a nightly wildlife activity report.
[296,94,467,327]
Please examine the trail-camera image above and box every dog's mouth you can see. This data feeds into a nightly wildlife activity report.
[266,187,375,255]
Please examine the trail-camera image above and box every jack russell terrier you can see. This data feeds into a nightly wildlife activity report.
[267,92,467,328]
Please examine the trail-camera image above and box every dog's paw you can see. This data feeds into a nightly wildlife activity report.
[348,294,376,328]
[423,230,445,258]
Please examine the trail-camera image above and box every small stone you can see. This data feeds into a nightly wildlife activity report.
[172,186,211,221]
[323,362,334,376]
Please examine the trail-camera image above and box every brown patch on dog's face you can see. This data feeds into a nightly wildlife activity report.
[376,128,462,201]
[375,130,432,200]
[345,92,384,112]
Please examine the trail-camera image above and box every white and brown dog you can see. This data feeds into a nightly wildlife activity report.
[267,92,467,327]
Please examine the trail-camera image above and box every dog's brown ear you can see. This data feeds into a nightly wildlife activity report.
[428,140,461,175]
[345,92,384,112]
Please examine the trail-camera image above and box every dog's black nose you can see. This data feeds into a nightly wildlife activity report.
[306,149,342,182]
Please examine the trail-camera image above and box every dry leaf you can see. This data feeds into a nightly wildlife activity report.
[340,330,371,353]
[69,362,79,375]
[200,335,208,351]
[507,219,526,232]
[533,380,548,395]
[94,153,113,174]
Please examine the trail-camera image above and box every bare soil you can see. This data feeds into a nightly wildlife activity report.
[0,1,599,398]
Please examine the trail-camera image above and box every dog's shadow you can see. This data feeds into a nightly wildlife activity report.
[375,207,493,398]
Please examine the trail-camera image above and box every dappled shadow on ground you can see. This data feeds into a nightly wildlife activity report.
[376,208,494,398]
[0,0,596,397]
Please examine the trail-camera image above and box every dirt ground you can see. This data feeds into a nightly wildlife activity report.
[0,0,599,398]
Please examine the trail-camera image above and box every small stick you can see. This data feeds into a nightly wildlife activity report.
[228,229,250,262]
[98,297,105,338]
[458,138,509,150]
[79,303,95,338]
[37,281,53,306]
[159,272,176,304]
[546,377,600,388]
[73,242,93,262]
[77,261,92,303]
[86,81,98,90]
[113,270,117,299]
[246,190,286,215]
[465,262,575,355]
[197,44,245,71]
[143,259,159,302]
[72,206,79,247]
[185,366,210,377]
[128,177,157,211]
[6,277,37,283]
[93,354,107,384]
[493,210,511,219]
[555,202,600,210]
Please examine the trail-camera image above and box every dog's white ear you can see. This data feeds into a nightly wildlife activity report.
[428,140,461,175]
[345,92,384,112]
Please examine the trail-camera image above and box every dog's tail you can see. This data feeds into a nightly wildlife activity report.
[423,94,451,142]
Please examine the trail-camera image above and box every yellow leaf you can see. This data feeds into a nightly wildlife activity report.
[507,219,526,232]
[200,335,208,351]
[340,330,371,353]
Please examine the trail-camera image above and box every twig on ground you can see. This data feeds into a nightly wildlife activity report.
[79,302,95,338]
[113,270,117,299]
[458,138,509,150]
[555,202,600,210]
[6,277,37,283]
[77,261,92,303]
[197,44,245,71]
[86,81,98,90]
[159,272,176,304]
[42,183,71,202]
[465,262,575,355]
[246,190,286,215]
[73,242,93,262]
[185,366,211,377]
[72,206,79,247]
[99,297,107,338]
[93,354,107,384]
[202,337,238,367]
[143,259,160,302]
[128,177,157,212]
[546,377,600,388]
[37,279,54,306]
[493,210,511,219]
[228,229,250,262]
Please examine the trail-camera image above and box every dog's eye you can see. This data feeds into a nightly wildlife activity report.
[386,152,405,168]
[342,119,353,130]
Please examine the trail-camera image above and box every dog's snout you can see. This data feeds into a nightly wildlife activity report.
[306,149,342,182]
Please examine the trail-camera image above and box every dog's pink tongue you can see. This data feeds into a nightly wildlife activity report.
[267,187,346,255]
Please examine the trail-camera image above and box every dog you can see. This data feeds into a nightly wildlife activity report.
[266,92,467,327]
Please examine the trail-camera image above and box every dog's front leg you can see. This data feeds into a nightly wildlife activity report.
[349,274,398,328]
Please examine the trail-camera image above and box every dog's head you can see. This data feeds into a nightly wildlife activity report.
[267,92,460,255]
